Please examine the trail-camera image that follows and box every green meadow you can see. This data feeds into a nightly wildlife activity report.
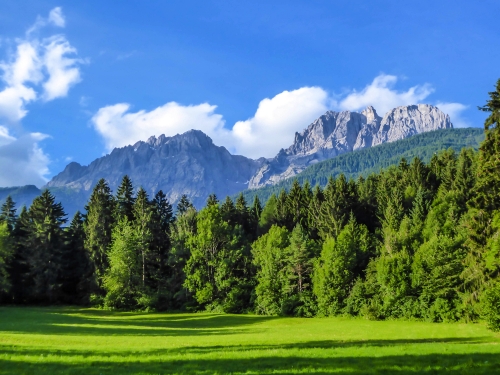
[0,307,499,374]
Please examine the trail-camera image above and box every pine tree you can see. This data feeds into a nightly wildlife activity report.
[473,79,500,212]
[206,193,219,207]
[60,212,92,304]
[133,188,154,292]
[115,175,135,221]
[221,196,236,224]
[168,206,197,309]
[0,222,12,294]
[258,194,278,234]
[8,206,31,303]
[104,218,140,309]
[0,196,17,232]
[176,194,193,216]
[24,190,67,303]
[252,225,290,315]
[283,225,316,316]
[313,216,371,316]
[149,190,174,309]
[84,179,115,293]
[251,195,263,222]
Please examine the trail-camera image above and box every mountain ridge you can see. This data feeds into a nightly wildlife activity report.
[2,103,459,212]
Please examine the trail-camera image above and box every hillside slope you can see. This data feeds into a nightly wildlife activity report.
[237,128,484,204]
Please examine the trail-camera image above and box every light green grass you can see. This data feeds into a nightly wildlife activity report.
[0,307,499,374]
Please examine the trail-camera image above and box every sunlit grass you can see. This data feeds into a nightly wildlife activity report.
[0,307,499,374]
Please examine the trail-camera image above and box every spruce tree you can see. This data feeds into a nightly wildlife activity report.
[84,179,115,293]
[60,212,92,304]
[0,196,17,232]
[176,194,193,216]
[115,175,135,221]
[8,206,31,303]
[252,225,290,315]
[24,190,67,303]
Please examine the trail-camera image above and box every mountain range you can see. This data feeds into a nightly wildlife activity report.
[1,104,470,214]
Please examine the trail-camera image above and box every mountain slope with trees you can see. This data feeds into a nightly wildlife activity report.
[238,127,483,204]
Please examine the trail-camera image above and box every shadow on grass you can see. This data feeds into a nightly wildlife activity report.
[0,351,499,374]
[0,307,276,336]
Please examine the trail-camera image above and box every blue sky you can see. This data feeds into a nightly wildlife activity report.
[0,0,498,187]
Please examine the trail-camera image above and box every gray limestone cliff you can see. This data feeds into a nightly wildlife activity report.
[47,130,263,208]
[248,104,452,188]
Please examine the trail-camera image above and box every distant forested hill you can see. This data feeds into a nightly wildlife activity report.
[237,127,484,204]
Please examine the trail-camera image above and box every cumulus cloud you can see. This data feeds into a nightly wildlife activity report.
[435,102,470,128]
[231,87,329,157]
[91,74,470,159]
[0,7,83,122]
[0,126,50,186]
[339,74,434,115]
[42,36,82,100]
[0,7,82,187]
[92,87,330,158]
[92,102,227,151]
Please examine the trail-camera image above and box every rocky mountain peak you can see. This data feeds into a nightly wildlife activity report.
[361,106,381,123]
[248,104,453,188]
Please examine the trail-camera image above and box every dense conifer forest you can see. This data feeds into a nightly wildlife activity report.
[1,80,500,332]
[238,127,484,204]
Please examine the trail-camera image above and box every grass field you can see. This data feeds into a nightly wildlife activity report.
[0,307,500,374]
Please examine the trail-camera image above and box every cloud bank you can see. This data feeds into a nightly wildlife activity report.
[93,74,469,159]
[0,7,83,186]
[0,126,50,186]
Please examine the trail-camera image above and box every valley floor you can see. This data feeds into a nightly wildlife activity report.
[0,307,499,374]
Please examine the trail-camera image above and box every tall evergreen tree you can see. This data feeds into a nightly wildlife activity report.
[115,175,135,221]
[60,212,92,304]
[0,196,17,232]
[84,179,115,293]
[24,190,67,303]
[252,225,290,315]
[176,194,193,216]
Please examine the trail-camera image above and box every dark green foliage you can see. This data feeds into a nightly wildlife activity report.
[23,190,67,303]
[482,280,500,331]
[84,179,115,293]
[176,194,193,215]
[0,196,16,232]
[115,175,135,221]
[238,128,483,205]
[60,212,92,304]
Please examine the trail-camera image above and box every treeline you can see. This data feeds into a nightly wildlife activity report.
[1,81,500,331]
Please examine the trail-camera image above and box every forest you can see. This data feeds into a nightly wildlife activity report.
[0,81,499,333]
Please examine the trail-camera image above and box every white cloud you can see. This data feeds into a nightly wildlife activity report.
[231,87,329,157]
[92,74,471,160]
[92,102,227,151]
[0,126,50,186]
[42,36,82,100]
[48,7,66,28]
[27,6,66,35]
[92,87,329,158]
[339,74,434,115]
[0,7,82,187]
[436,102,470,128]
[0,7,82,122]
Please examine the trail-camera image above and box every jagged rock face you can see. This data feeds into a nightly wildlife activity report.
[46,104,452,206]
[47,130,263,208]
[248,104,452,188]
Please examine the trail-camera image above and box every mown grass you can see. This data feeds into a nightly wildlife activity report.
[0,307,499,374]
